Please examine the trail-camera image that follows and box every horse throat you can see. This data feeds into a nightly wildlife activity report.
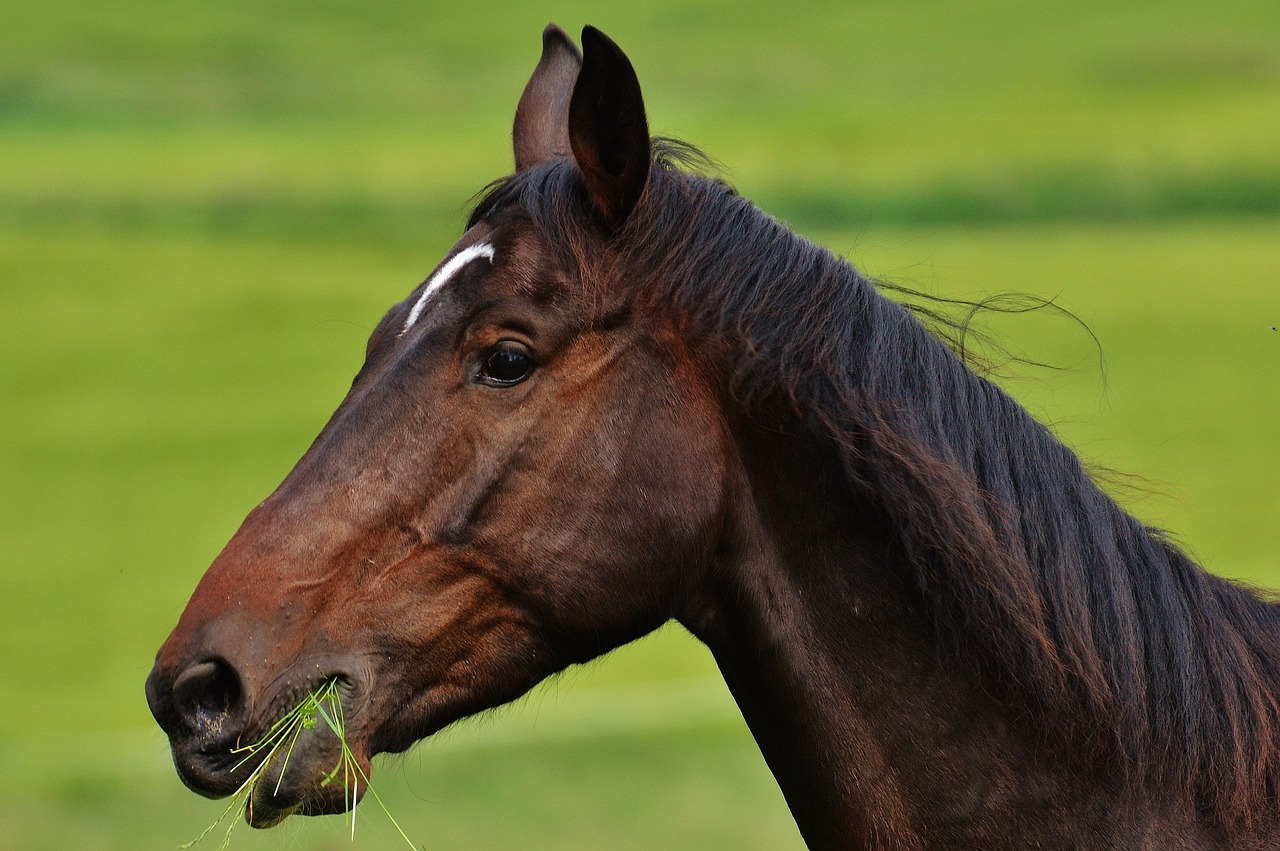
[677,424,1169,851]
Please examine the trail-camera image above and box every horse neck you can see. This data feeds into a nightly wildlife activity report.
[679,422,1217,851]
[643,186,1278,844]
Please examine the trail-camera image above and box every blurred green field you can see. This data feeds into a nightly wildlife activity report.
[1,1,1277,848]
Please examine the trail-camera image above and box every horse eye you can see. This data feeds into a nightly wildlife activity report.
[478,343,535,386]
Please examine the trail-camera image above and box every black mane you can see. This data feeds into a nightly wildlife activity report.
[470,145,1280,828]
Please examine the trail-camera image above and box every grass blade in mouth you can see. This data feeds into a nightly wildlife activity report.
[180,680,419,850]
[315,682,418,849]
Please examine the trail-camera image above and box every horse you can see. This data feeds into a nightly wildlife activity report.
[146,24,1280,850]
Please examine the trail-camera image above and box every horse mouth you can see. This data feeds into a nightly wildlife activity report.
[168,678,371,826]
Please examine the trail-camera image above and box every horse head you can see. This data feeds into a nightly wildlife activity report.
[145,25,728,826]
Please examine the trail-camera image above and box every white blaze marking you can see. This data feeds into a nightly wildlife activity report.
[400,242,496,335]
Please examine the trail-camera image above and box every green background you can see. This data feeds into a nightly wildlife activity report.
[2,1,1277,848]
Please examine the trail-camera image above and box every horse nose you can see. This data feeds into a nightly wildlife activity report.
[148,657,246,744]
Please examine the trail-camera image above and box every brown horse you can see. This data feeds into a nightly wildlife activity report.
[147,25,1280,850]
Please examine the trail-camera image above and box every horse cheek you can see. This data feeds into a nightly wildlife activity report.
[569,387,725,638]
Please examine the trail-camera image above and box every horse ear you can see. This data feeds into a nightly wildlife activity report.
[568,26,651,226]
[513,24,582,172]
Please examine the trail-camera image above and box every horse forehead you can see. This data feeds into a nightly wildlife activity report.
[400,241,497,335]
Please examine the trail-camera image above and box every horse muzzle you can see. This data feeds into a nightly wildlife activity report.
[146,649,371,823]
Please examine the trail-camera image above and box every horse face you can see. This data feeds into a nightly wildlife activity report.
[146,26,725,825]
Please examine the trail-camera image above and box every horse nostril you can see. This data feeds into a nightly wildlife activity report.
[171,659,244,739]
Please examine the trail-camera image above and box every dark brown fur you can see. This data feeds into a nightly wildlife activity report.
[148,25,1280,849]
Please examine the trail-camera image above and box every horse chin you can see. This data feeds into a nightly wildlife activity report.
[242,738,368,828]
[243,773,354,828]
[244,790,301,829]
